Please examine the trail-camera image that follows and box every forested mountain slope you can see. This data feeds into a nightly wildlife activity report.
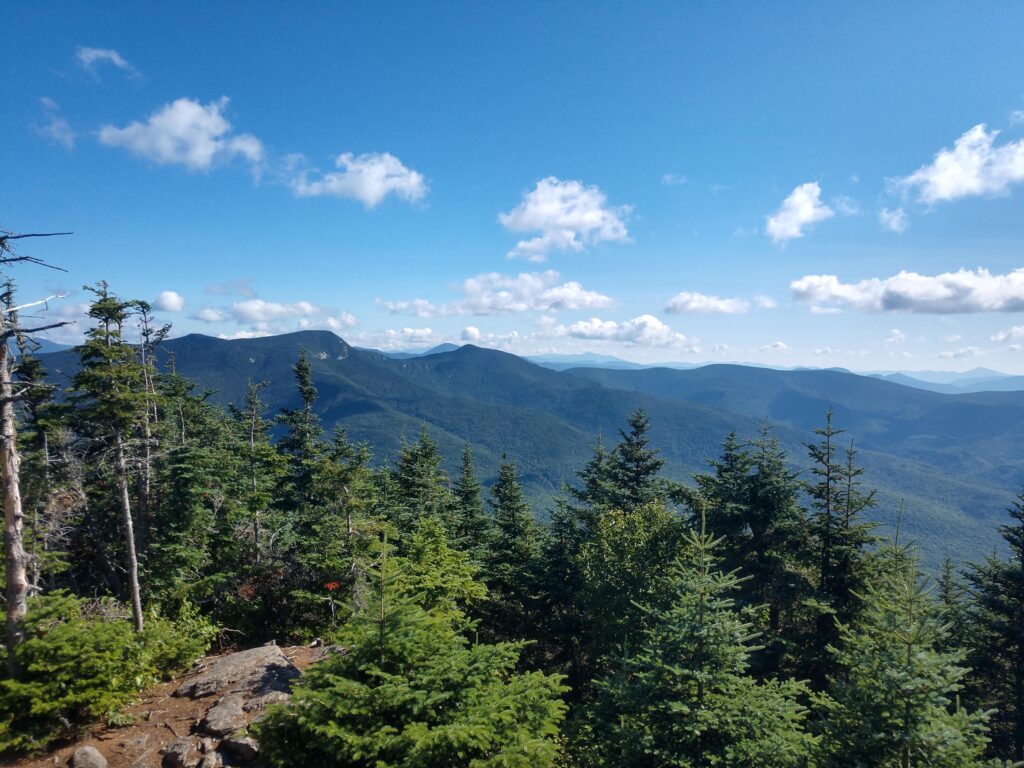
[38,330,1021,562]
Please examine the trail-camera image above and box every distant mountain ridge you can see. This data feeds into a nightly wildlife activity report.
[36,331,1024,564]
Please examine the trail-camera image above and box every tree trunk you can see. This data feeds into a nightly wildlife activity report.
[116,434,144,633]
[2,329,28,676]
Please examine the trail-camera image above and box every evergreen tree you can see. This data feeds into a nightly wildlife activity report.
[804,411,876,686]
[452,442,494,562]
[276,349,323,512]
[817,543,996,767]
[68,284,149,632]
[255,540,567,768]
[584,521,811,767]
[966,489,1024,762]
[608,409,667,513]
[568,435,617,527]
[483,459,540,641]
[390,428,456,538]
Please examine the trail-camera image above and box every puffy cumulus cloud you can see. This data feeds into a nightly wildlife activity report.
[99,97,263,171]
[461,326,482,341]
[664,291,776,314]
[760,341,790,353]
[290,152,427,208]
[347,327,438,351]
[75,46,138,77]
[381,270,613,317]
[153,290,186,312]
[894,124,1024,204]
[879,207,909,233]
[35,98,75,149]
[563,314,693,348]
[499,177,630,261]
[193,307,227,323]
[791,268,1024,314]
[991,325,1024,343]
[765,182,834,244]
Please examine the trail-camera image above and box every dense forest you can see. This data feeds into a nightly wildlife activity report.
[2,248,1024,765]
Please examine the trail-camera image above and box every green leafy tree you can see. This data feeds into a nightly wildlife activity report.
[966,490,1024,762]
[817,544,996,767]
[583,522,812,767]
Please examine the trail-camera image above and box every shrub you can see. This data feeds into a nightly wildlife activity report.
[0,592,213,755]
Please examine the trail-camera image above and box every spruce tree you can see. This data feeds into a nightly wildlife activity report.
[255,538,567,768]
[608,409,667,513]
[452,442,494,562]
[817,543,996,767]
[68,283,148,632]
[276,349,323,513]
[390,428,456,538]
[966,489,1024,762]
[585,521,811,767]
[483,459,540,642]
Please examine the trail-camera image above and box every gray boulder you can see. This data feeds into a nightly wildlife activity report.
[71,746,107,768]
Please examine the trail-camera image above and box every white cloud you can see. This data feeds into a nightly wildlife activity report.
[894,124,1024,204]
[885,328,906,345]
[462,326,481,341]
[99,97,263,171]
[791,268,1024,314]
[349,327,437,351]
[563,314,693,348]
[499,177,630,261]
[765,182,834,244]
[75,46,138,77]
[665,291,750,314]
[760,341,790,353]
[1011,110,1024,126]
[193,307,227,323]
[35,98,75,149]
[940,346,983,359]
[832,195,861,216]
[992,326,1024,343]
[381,270,613,317]
[153,290,186,312]
[662,172,688,186]
[753,294,778,309]
[879,207,909,233]
[230,299,320,323]
[290,152,427,208]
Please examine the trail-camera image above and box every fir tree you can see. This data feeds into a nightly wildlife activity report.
[390,428,456,538]
[452,442,494,562]
[608,409,667,513]
[483,459,540,641]
[966,489,1024,762]
[585,520,811,767]
[276,349,323,512]
[817,543,996,767]
[255,539,567,768]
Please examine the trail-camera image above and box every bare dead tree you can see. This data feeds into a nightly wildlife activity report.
[0,229,69,676]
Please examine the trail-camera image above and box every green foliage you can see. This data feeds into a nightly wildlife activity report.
[0,593,211,755]
[965,490,1024,762]
[255,546,567,768]
[582,524,812,767]
[816,544,995,767]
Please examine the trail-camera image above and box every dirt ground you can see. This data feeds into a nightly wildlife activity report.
[9,645,317,768]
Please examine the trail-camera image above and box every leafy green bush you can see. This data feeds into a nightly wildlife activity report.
[0,592,213,755]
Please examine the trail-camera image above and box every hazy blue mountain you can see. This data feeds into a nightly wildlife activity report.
[37,331,1023,563]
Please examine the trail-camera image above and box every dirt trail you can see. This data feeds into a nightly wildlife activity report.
[10,645,317,768]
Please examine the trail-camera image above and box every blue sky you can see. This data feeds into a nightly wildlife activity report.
[4,1,1024,370]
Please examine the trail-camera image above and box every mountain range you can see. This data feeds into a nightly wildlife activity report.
[37,330,1024,565]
